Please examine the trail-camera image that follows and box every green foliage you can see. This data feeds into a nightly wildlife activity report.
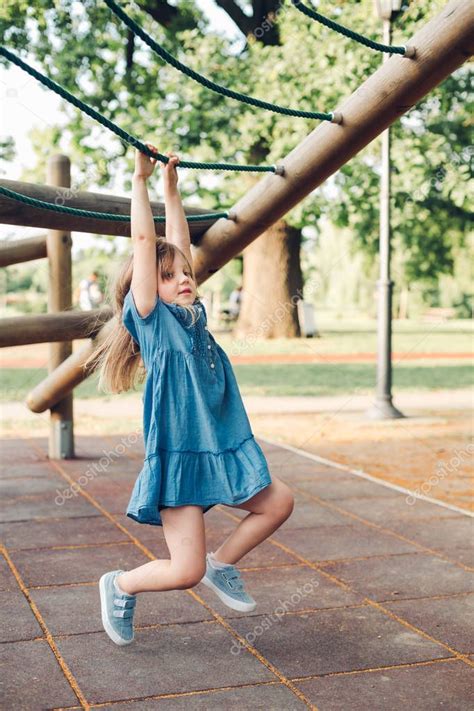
[1,0,471,310]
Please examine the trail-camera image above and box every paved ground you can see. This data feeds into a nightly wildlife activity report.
[3,389,472,512]
[0,434,472,709]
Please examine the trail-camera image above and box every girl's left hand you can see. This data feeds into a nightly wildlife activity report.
[161,151,180,189]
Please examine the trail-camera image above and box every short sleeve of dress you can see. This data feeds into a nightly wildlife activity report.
[122,289,161,365]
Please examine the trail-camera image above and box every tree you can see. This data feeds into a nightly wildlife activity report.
[1,0,470,327]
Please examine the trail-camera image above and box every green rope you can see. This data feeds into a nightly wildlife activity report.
[104,0,336,122]
[291,1,409,55]
[0,46,279,173]
[0,185,229,223]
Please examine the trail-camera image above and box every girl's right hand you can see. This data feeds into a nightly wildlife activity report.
[133,142,159,179]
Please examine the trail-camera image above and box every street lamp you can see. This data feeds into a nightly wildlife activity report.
[367,0,405,419]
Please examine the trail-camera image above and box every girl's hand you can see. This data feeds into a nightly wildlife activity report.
[161,151,180,191]
[134,142,159,180]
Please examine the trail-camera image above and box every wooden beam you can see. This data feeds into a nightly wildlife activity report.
[26,320,114,413]
[0,234,47,267]
[0,307,112,347]
[0,179,225,239]
[191,0,474,282]
[26,0,473,413]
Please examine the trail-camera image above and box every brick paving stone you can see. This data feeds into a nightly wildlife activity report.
[271,522,417,562]
[96,682,307,709]
[230,606,449,677]
[271,463,341,479]
[196,564,363,619]
[9,542,149,587]
[333,495,462,524]
[384,594,474,653]
[54,624,275,705]
[278,492,353,530]
[30,583,213,636]
[0,555,17,591]
[379,516,474,552]
[0,589,43,642]
[294,477,402,500]
[0,639,79,709]
[1,491,102,523]
[0,475,72,497]
[0,516,130,550]
[0,462,54,479]
[294,660,474,711]
[439,547,474,567]
[324,553,474,601]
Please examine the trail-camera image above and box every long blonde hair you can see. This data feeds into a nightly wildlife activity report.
[86,238,200,393]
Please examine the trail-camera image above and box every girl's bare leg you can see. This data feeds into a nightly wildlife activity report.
[212,476,294,566]
[116,505,206,595]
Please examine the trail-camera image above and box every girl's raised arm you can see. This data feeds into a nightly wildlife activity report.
[130,144,159,318]
[162,153,193,271]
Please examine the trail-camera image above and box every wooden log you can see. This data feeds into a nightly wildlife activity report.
[0,307,112,347]
[26,319,115,413]
[0,234,47,267]
[26,0,473,413]
[47,155,74,458]
[0,179,225,239]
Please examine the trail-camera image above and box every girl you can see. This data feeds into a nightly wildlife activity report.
[97,143,294,646]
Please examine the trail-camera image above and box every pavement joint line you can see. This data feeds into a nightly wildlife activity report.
[0,544,90,709]
[315,550,439,566]
[259,435,473,517]
[22,436,319,711]
[355,590,474,605]
[290,655,459,680]
[85,679,286,709]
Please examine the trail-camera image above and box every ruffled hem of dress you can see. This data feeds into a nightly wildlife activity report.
[125,434,272,526]
[126,477,272,527]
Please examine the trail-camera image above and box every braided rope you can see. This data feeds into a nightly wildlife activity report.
[291,1,409,55]
[0,185,229,223]
[104,0,336,121]
[0,46,279,173]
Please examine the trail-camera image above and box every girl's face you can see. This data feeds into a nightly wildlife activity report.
[157,254,197,305]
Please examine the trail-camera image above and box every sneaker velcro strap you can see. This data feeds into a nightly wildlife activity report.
[113,608,134,618]
[114,597,136,608]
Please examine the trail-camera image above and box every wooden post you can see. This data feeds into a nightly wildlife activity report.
[47,155,74,459]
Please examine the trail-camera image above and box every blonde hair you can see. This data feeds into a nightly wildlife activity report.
[86,238,200,393]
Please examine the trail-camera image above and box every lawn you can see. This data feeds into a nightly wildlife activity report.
[1,363,472,400]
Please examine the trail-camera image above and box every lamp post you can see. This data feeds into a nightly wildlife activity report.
[367,0,405,420]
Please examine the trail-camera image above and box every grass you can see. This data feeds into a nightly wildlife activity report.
[217,319,473,356]
[1,363,472,400]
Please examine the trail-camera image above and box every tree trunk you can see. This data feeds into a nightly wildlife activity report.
[235,219,303,338]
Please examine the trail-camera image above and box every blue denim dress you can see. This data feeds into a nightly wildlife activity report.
[122,289,272,526]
